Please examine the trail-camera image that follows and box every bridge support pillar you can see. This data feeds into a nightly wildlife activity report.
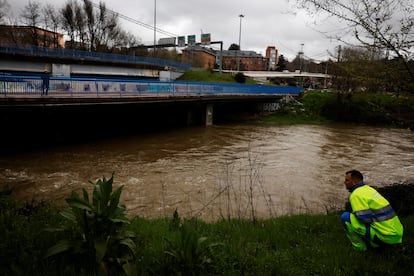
[205,104,213,126]
[186,109,195,126]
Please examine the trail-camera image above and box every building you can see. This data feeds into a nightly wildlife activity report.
[0,25,64,48]
[182,45,270,71]
[221,50,267,71]
[266,46,279,71]
[182,46,217,69]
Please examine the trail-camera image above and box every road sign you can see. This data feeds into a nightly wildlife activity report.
[158,37,176,46]
[201,33,211,45]
[178,36,185,47]
[188,35,196,46]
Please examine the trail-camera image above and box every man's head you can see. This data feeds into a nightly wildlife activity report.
[344,170,364,190]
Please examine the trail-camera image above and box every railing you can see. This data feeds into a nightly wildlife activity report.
[0,75,302,97]
[0,42,191,70]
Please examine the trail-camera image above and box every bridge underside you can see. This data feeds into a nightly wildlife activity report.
[0,95,288,153]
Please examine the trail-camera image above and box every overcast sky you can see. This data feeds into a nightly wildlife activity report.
[8,0,344,62]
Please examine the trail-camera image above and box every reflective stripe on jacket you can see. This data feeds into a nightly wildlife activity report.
[349,184,403,244]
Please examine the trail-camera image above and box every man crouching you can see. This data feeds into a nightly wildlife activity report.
[341,170,403,251]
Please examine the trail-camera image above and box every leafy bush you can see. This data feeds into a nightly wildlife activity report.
[376,183,414,217]
[163,219,223,275]
[45,175,136,275]
[234,72,247,83]
[0,189,60,275]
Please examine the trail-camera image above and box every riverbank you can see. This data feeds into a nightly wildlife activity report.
[1,182,414,275]
[258,91,414,129]
[178,70,414,129]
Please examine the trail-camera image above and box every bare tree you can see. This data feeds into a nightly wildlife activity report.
[59,0,140,52]
[20,1,42,46]
[74,3,87,49]
[81,0,123,52]
[82,0,96,50]
[42,4,61,48]
[61,1,77,49]
[295,0,414,82]
[0,0,9,24]
[0,0,10,42]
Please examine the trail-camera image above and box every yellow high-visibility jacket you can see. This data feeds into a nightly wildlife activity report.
[349,183,403,244]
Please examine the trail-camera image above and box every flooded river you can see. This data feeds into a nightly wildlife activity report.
[1,124,413,221]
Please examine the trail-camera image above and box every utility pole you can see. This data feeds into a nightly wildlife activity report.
[337,45,342,62]
[237,14,244,72]
[153,0,157,57]
[299,43,304,73]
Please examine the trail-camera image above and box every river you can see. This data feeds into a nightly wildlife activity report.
[1,123,413,221]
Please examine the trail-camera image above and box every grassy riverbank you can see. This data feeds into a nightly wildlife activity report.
[179,70,414,128]
[2,181,414,275]
[258,91,414,129]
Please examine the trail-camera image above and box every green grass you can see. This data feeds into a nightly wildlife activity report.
[2,192,414,275]
[177,69,257,84]
[256,91,414,128]
[127,214,414,275]
[255,91,333,125]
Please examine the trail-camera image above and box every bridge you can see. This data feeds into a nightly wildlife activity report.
[0,76,300,125]
[0,74,302,153]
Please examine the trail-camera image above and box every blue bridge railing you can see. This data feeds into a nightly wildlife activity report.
[0,42,191,70]
[0,75,302,97]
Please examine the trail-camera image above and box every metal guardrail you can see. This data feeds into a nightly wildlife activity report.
[0,75,302,97]
[0,43,191,70]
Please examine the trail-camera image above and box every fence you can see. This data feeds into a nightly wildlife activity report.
[0,75,302,97]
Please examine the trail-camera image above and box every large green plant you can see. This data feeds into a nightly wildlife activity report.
[45,175,136,275]
[163,219,223,275]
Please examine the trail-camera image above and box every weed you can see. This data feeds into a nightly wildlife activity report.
[44,174,136,275]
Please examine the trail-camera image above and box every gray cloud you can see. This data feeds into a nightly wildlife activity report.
[9,0,342,61]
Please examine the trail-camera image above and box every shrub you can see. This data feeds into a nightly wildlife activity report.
[234,72,246,83]
[45,175,136,275]
[163,216,223,275]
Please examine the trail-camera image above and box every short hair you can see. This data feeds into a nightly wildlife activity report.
[346,170,363,181]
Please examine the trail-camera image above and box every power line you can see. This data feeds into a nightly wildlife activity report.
[90,1,177,38]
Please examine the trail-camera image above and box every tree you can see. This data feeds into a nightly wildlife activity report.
[0,0,10,41]
[60,0,135,52]
[295,0,414,83]
[329,46,372,91]
[0,0,9,24]
[82,0,121,52]
[20,1,41,46]
[42,4,61,48]
[61,1,77,49]
[228,43,240,51]
[234,72,246,83]
[276,54,288,71]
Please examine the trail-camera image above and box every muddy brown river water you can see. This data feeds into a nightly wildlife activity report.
[1,123,413,221]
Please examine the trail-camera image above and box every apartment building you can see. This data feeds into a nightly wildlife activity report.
[266,46,279,71]
[182,46,217,69]
[220,50,267,71]
[0,25,64,48]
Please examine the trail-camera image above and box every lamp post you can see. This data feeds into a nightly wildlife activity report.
[299,43,304,73]
[153,0,157,57]
[237,14,244,71]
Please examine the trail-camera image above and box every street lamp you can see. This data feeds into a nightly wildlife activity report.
[237,14,244,71]
[153,0,157,57]
[299,43,304,73]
